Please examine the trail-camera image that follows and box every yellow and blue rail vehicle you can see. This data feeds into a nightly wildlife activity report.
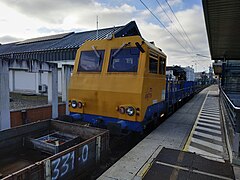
[68,35,167,133]
[68,35,202,133]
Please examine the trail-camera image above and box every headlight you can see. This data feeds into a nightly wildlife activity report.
[71,100,77,108]
[119,107,125,114]
[78,102,83,108]
[126,106,135,116]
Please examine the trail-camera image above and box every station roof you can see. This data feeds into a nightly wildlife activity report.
[202,0,240,60]
[0,21,141,55]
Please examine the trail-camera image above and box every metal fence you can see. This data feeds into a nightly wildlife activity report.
[221,61,240,92]
[220,86,240,164]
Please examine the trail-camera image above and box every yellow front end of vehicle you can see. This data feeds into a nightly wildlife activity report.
[68,35,166,123]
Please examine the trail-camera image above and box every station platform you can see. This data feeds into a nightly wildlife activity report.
[98,85,235,180]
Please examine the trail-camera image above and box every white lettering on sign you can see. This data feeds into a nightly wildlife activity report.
[51,144,89,180]
[78,144,89,163]
[82,145,88,162]
[51,151,75,180]
[52,158,60,180]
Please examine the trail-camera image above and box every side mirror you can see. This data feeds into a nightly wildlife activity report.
[135,42,145,53]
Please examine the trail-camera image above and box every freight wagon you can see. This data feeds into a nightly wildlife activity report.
[0,120,109,179]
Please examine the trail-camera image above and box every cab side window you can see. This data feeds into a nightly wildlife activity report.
[159,57,166,75]
[78,50,105,72]
[149,57,158,74]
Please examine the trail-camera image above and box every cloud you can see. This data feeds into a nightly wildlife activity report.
[73,3,138,29]
[0,0,210,71]
[37,27,84,34]
[1,0,137,27]
[1,0,95,24]
[0,0,139,40]
[167,0,183,6]
[0,35,22,44]
[138,5,211,72]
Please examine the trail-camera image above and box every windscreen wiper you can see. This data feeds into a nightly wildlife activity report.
[112,42,130,57]
[92,46,100,58]
[135,42,145,53]
[92,46,102,66]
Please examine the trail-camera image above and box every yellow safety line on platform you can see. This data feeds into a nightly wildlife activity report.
[138,163,153,178]
[136,145,163,178]
[183,91,209,152]
[169,151,185,180]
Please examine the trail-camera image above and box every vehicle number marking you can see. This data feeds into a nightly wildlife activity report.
[51,144,89,180]
[51,151,74,180]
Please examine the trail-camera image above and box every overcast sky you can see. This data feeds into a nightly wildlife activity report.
[0,0,211,72]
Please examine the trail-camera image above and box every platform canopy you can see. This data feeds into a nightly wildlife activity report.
[202,0,240,60]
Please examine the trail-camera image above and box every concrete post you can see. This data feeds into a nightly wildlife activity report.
[61,67,65,102]
[9,70,15,92]
[48,72,52,103]
[35,72,39,94]
[62,65,71,115]
[0,60,11,130]
[48,64,58,118]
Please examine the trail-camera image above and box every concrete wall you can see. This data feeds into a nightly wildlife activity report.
[1,61,73,130]
[15,71,36,91]
[9,69,62,93]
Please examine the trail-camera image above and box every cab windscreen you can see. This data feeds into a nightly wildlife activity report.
[78,50,105,72]
[108,48,140,72]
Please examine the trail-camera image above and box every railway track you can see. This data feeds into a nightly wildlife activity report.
[88,121,167,179]
[89,133,144,179]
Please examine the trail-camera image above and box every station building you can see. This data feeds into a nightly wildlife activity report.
[0,21,141,94]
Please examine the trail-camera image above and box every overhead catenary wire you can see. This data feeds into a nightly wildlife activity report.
[139,0,208,71]
[165,0,197,52]
[139,0,192,57]
[164,0,207,68]
[155,0,194,53]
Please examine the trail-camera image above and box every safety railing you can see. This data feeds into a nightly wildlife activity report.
[220,86,240,164]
